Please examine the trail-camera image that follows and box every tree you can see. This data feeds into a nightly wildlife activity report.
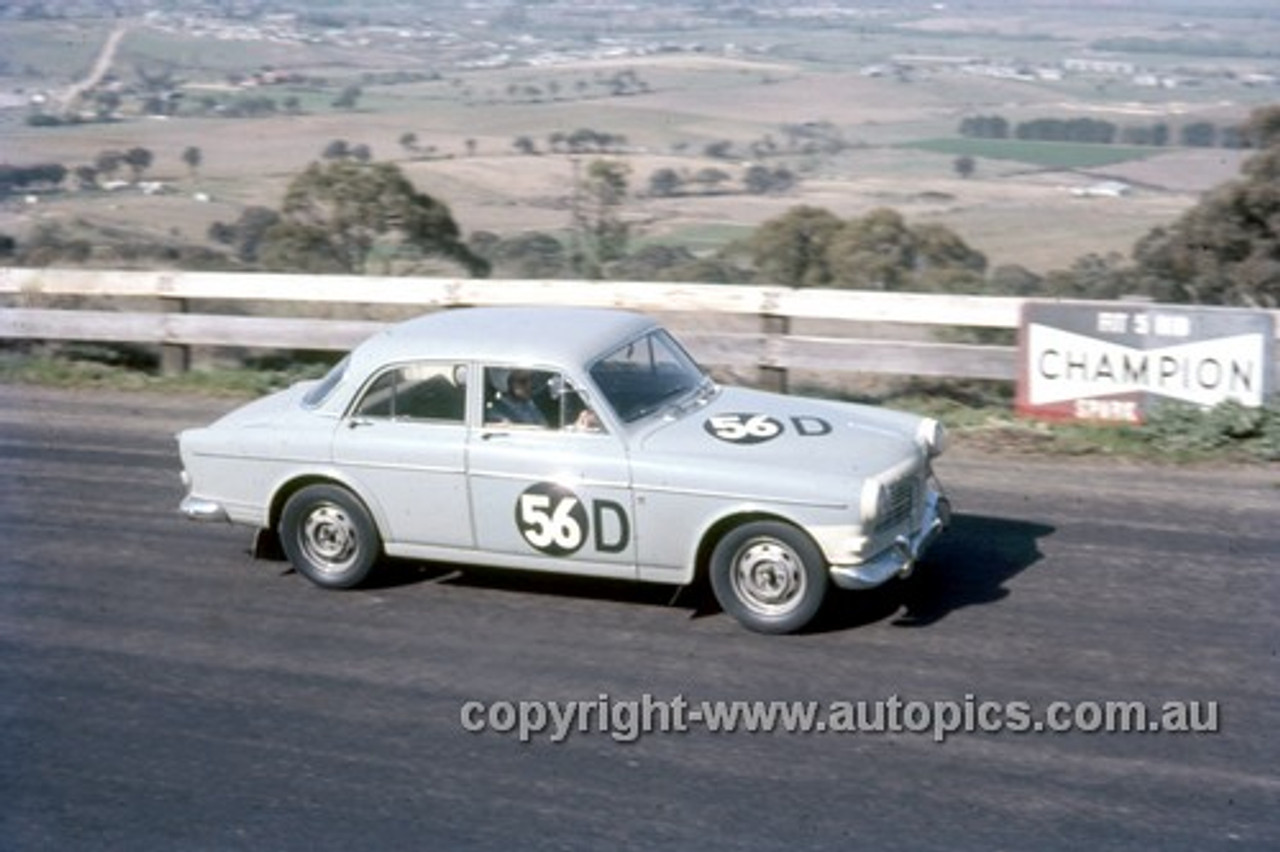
[1042,253,1133,302]
[953,155,976,179]
[481,232,568,278]
[704,140,734,159]
[743,166,767,195]
[122,147,154,182]
[95,149,125,181]
[607,244,699,281]
[748,207,985,292]
[959,115,1009,139]
[825,208,918,290]
[693,167,732,194]
[0,163,66,197]
[911,222,988,291]
[332,84,362,110]
[142,95,168,116]
[748,206,844,288]
[647,167,683,197]
[258,160,488,277]
[322,139,351,160]
[1245,106,1280,148]
[208,205,281,263]
[74,165,98,190]
[1128,105,1280,307]
[1180,121,1218,148]
[93,90,121,120]
[744,165,795,195]
[572,159,631,277]
[182,146,202,179]
[19,222,92,266]
[566,128,614,153]
[988,264,1044,297]
[399,132,419,154]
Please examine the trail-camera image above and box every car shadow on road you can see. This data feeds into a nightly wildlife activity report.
[267,512,1052,632]
[811,513,1054,633]
[421,564,685,608]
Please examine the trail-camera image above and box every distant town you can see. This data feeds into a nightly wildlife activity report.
[6,0,1278,104]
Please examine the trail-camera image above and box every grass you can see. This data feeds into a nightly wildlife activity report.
[5,349,1275,465]
[0,348,332,399]
[900,138,1164,170]
[891,391,1280,464]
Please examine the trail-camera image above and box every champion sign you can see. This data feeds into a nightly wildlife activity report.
[1017,302,1274,423]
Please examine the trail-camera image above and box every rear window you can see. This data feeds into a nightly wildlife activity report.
[354,362,467,423]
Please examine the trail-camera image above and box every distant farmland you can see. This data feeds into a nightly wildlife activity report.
[901,138,1164,170]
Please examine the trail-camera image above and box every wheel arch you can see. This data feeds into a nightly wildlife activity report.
[268,472,384,538]
[693,509,809,585]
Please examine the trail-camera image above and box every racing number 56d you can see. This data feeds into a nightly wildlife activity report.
[705,413,783,444]
[515,482,630,557]
[517,488,587,555]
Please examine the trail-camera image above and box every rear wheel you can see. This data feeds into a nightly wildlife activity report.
[280,484,380,589]
[709,521,827,634]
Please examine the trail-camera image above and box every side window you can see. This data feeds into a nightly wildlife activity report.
[484,367,604,432]
[354,363,467,423]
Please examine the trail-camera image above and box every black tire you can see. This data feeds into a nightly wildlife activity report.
[709,521,828,634]
[279,484,380,589]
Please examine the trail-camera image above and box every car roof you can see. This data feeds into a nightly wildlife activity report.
[348,306,659,372]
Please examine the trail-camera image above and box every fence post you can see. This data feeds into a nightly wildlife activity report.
[159,295,190,375]
[759,312,789,394]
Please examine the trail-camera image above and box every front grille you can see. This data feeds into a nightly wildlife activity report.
[877,476,918,533]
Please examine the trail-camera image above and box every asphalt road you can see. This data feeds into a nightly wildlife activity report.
[2,384,1277,851]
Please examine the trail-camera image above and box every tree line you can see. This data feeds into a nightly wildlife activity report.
[0,164,68,197]
[6,106,1276,309]
[0,146,206,196]
[960,114,1251,148]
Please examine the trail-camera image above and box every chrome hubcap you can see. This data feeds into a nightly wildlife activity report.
[731,538,805,616]
[301,503,358,575]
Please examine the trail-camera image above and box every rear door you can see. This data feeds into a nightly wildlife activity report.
[331,361,473,548]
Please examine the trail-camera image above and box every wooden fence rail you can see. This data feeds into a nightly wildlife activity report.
[2,268,1276,390]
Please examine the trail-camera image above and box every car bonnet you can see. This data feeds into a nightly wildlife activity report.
[635,386,925,479]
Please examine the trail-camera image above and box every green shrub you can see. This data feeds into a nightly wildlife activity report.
[1142,398,1280,461]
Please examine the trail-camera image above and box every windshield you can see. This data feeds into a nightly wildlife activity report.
[301,355,349,408]
[589,329,708,422]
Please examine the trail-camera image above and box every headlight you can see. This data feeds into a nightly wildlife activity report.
[859,479,889,526]
[916,418,947,458]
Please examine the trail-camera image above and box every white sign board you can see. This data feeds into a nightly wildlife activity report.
[1017,302,1274,423]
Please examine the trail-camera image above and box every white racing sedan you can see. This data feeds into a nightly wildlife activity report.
[179,306,950,633]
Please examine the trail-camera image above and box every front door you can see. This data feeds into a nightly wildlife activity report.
[467,366,635,579]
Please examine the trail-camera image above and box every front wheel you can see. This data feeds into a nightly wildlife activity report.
[279,484,381,589]
[709,521,828,634]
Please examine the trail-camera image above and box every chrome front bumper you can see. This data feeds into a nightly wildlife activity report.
[828,490,951,591]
